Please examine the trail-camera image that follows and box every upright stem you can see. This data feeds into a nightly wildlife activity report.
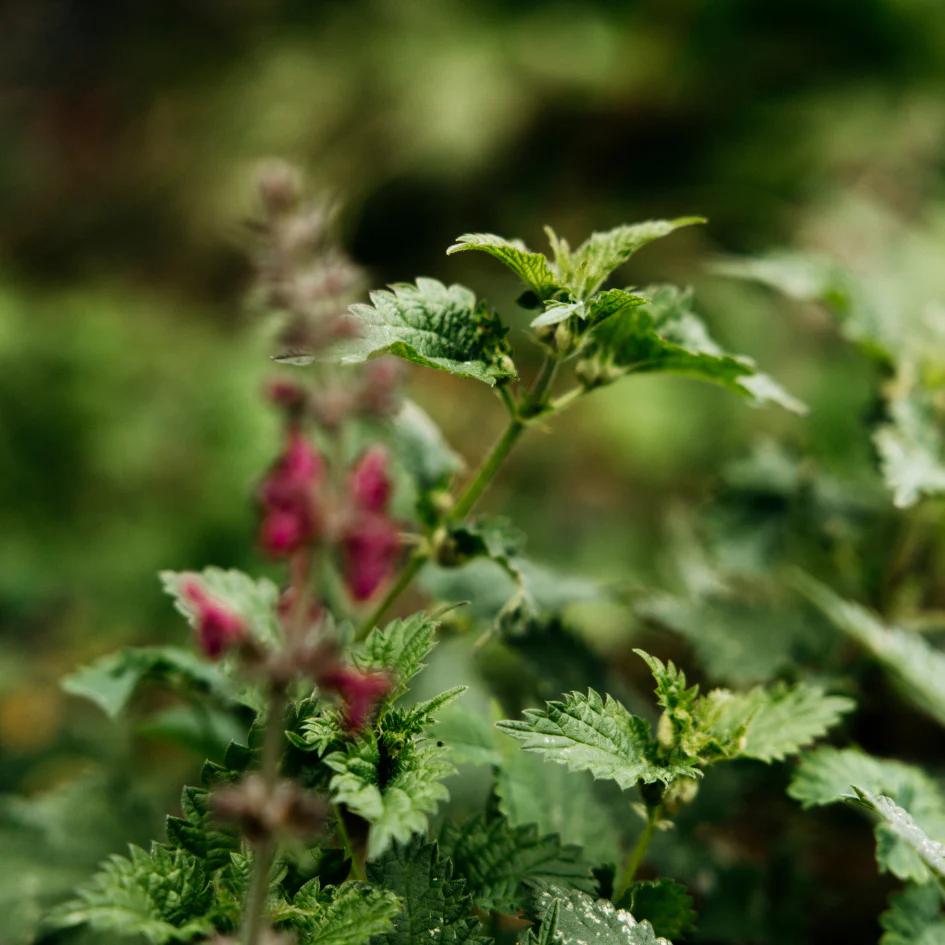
[243,548,311,945]
[614,805,660,901]
[356,356,561,635]
[241,684,287,945]
[449,418,525,521]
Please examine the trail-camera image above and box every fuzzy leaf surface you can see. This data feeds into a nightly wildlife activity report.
[439,815,596,913]
[46,843,214,943]
[273,878,400,945]
[447,233,562,300]
[335,278,515,386]
[367,838,488,945]
[577,285,803,412]
[789,747,945,883]
[531,886,670,945]
[496,690,696,790]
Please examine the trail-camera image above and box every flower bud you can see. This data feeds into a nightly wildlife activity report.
[256,160,302,216]
[349,446,391,514]
[258,430,324,557]
[341,515,400,601]
[181,579,246,659]
[319,666,390,731]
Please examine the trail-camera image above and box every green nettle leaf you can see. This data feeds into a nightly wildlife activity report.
[874,384,945,508]
[367,838,488,945]
[165,786,240,871]
[531,289,647,331]
[62,645,233,719]
[562,217,705,299]
[734,682,854,763]
[880,883,945,945]
[795,573,945,729]
[325,710,457,859]
[496,689,697,790]
[390,398,465,493]
[272,878,400,945]
[576,285,804,412]
[333,278,516,386]
[353,612,440,702]
[495,737,623,867]
[446,233,562,301]
[624,880,697,940]
[635,650,851,766]
[439,815,596,913]
[789,747,945,883]
[854,789,945,881]
[161,567,283,647]
[531,885,671,945]
[47,843,214,943]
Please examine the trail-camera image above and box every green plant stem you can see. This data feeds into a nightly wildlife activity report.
[242,684,287,945]
[356,355,561,635]
[614,805,661,901]
[357,549,426,638]
[333,804,365,881]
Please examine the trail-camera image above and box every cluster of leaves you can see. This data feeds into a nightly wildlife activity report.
[34,212,945,945]
[715,250,945,507]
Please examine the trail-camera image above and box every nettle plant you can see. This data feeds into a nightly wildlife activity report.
[49,166,873,945]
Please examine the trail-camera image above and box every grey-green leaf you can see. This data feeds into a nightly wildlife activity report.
[496,690,697,790]
[576,285,804,412]
[447,233,561,300]
[335,278,516,386]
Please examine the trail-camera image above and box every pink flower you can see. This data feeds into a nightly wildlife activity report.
[349,446,392,514]
[258,429,324,557]
[265,377,307,412]
[341,514,400,601]
[319,665,390,731]
[181,579,245,659]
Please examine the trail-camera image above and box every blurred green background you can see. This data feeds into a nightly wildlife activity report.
[2,1,945,942]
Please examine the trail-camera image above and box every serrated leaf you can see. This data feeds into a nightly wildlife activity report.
[624,880,696,940]
[325,712,456,859]
[577,285,804,412]
[854,789,945,880]
[160,566,282,648]
[0,771,158,945]
[495,737,622,867]
[62,646,233,719]
[367,838,488,945]
[735,682,854,762]
[880,883,945,945]
[563,217,705,298]
[440,815,596,913]
[447,233,562,300]
[432,702,502,767]
[496,690,696,790]
[390,398,465,493]
[353,612,440,702]
[334,278,516,386]
[165,786,239,871]
[46,843,214,943]
[874,384,945,508]
[795,573,945,729]
[273,878,400,945]
[789,747,945,883]
[531,885,671,945]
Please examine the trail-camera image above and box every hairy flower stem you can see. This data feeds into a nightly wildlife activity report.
[613,805,661,901]
[333,804,365,881]
[242,549,311,945]
[356,356,560,636]
[241,684,287,945]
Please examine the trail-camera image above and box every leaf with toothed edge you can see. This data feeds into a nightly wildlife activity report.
[331,278,516,386]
